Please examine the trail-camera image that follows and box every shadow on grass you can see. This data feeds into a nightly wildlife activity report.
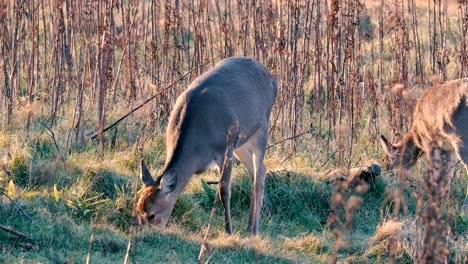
[1,218,297,263]
[133,229,297,264]
[190,168,390,240]
[194,170,333,237]
[189,169,391,239]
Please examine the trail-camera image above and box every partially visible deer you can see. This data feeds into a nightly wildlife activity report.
[132,57,277,234]
[380,78,468,214]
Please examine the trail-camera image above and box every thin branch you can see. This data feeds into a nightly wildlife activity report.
[267,128,315,150]
[39,120,66,163]
[89,56,219,140]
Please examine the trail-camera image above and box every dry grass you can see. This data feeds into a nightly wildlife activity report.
[371,219,403,244]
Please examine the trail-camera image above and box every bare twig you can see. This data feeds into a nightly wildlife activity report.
[197,134,234,263]
[124,149,144,264]
[124,226,134,264]
[85,213,98,264]
[39,120,66,163]
[197,176,221,263]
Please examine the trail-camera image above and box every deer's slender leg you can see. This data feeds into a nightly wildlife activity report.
[235,145,256,232]
[234,146,255,178]
[448,151,459,179]
[455,146,468,215]
[247,128,268,235]
[219,146,234,234]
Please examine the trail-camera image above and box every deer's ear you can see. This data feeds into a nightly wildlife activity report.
[140,159,155,187]
[161,169,177,194]
[392,132,403,144]
[379,135,395,157]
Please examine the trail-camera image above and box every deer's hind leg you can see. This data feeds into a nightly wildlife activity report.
[449,151,459,179]
[234,145,255,178]
[451,97,468,214]
[246,128,268,235]
[234,143,257,232]
[234,127,269,235]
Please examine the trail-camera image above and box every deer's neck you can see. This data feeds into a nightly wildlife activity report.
[162,152,199,195]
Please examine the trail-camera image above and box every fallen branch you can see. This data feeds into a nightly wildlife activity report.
[328,164,382,187]
[0,190,38,228]
[0,224,32,241]
[90,56,219,140]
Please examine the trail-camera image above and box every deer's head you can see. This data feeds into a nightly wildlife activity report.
[379,134,421,172]
[132,159,178,226]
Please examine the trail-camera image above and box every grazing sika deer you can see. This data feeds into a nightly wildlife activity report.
[133,57,277,234]
[379,78,468,214]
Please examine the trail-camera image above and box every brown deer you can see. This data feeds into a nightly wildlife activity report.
[379,78,468,214]
[132,57,277,234]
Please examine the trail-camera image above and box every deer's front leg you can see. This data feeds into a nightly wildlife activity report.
[219,149,234,234]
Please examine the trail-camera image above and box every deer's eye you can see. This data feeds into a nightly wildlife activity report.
[147,214,155,222]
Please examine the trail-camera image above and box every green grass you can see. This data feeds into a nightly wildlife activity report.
[0,132,466,263]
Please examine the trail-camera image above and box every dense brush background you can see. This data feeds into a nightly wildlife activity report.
[0,0,467,263]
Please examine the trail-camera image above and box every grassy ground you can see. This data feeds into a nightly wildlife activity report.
[0,128,466,263]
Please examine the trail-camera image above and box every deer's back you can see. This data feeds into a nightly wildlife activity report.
[165,57,277,164]
[410,78,468,150]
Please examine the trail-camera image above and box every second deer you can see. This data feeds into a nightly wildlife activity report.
[380,78,468,214]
